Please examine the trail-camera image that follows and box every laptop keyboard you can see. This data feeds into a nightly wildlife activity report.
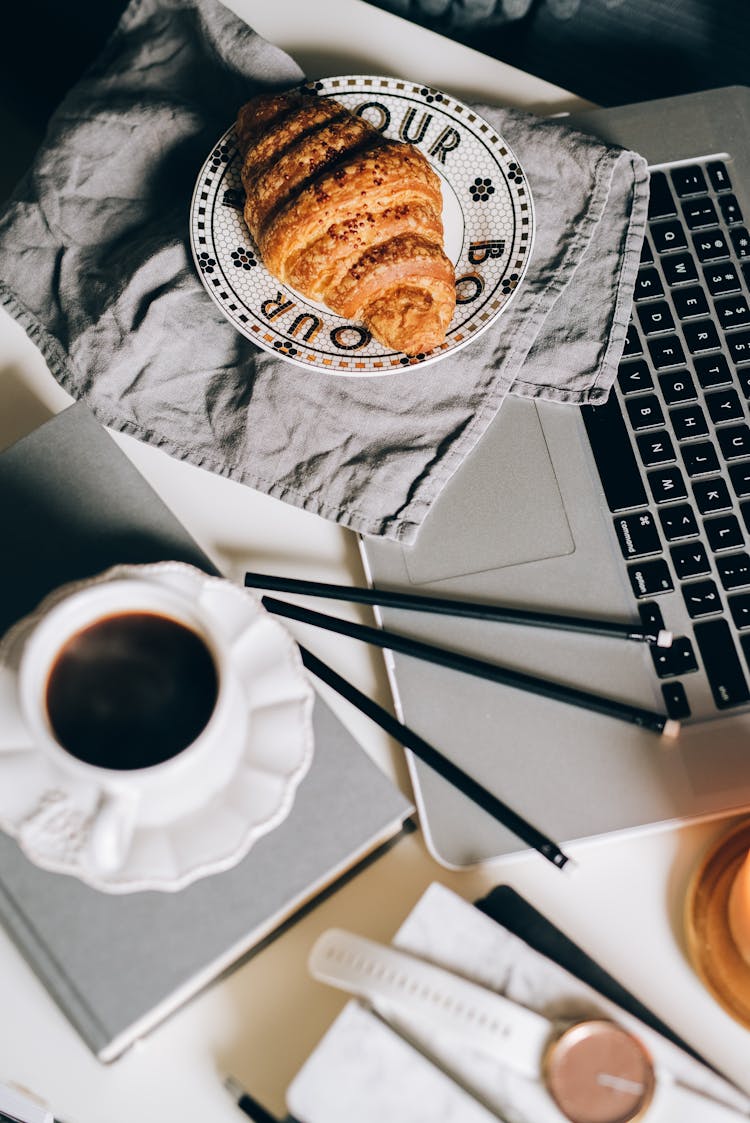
[582,156,750,722]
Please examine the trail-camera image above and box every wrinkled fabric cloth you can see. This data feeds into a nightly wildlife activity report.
[0,0,648,543]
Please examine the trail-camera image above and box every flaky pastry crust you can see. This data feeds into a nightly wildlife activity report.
[235,88,456,355]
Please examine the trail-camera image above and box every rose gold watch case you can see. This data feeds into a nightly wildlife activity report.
[543,1019,656,1123]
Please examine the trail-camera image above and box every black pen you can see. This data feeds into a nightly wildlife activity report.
[298,645,573,871]
[263,596,679,740]
[244,570,671,646]
[224,1076,295,1123]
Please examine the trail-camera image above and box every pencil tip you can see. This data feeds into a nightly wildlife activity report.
[560,855,579,875]
[661,718,681,742]
[223,1075,244,1100]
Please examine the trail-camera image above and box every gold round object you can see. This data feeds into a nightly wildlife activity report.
[543,1019,656,1123]
[685,819,750,1029]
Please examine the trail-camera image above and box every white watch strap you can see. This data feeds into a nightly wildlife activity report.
[309,928,552,1079]
[310,930,750,1123]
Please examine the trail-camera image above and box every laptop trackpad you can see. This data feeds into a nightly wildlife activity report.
[403,397,575,585]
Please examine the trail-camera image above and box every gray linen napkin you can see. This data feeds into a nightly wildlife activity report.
[0,0,648,544]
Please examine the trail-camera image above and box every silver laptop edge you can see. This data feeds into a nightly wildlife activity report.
[361,86,750,868]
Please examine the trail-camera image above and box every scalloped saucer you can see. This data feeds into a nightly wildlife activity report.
[0,563,315,894]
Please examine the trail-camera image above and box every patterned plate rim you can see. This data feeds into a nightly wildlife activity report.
[189,75,536,377]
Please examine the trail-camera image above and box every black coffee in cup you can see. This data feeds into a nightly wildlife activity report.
[45,611,219,770]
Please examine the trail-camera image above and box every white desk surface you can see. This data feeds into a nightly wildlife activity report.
[1,1,748,1119]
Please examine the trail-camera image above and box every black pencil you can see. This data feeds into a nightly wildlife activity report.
[223,1077,284,1123]
[261,596,680,739]
[298,645,572,871]
[244,571,672,647]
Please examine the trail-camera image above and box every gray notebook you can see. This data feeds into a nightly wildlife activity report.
[0,403,413,1062]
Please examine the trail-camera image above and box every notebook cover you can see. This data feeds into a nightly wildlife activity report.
[475,884,706,1064]
[0,402,413,1060]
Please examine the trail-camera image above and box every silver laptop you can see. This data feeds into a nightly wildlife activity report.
[361,85,750,868]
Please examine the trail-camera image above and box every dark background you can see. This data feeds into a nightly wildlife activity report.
[0,1,127,199]
[0,0,749,200]
[367,0,750,108]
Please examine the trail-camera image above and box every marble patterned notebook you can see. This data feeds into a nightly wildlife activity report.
[287,883,749,1122]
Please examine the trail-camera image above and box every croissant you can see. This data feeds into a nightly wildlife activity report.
[235,88,456,355]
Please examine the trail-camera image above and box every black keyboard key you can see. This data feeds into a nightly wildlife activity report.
[705,388,744,424]
[694,618,750,707]
[628,559,674,598]
[692,476,733,515]
[637,301,675,335]
[737,369,750,408]
[682,320,722,354]
[682,197,718,230]
[730,227,750,259]
[634,267,664,301]
[619,359,653,394]
[717,552,750,590]
[714,294,750,329]
[651,636,699,678]
[653,221,688,254]
[661,681,691,719]
[614,511,662,559]
[730,593,750,630]
[659,503,699,541]
[681,440,719,476]
[744,261,750,290]
[673,286,709,320]
[705,514,744,551]
[670,403,708,440]
[648,465,687,504]
[728,331,750,365]
[670,540,711,579]
[626,394,664,430]
[640,239,654,265]
[636,430,676,466]
[581,396,648,513]
[662,253,698,286]
[693,353,732,389]
[622,322,643,356]
[683,579,722,618]
[658,371,697,405]
[648,171,677,219]
[707,161,732,192]
[718,424,750,460]
[703,262,742,296]
[740,369,750,403]
[719,194,743,225]
[738,369,750,399]
[729,461,750,498]
[639,601,665,634]
[742,500,750,536]
[647,335,686,369]
[693,230,730,263]
[671,165,707,197]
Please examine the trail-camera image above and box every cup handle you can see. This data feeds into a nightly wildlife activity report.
[88,789,140,874]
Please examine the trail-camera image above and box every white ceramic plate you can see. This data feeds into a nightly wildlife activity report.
[0,564,315,893]
[189,75,535,376]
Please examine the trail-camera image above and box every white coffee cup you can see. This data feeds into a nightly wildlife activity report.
[16,568,250,875]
